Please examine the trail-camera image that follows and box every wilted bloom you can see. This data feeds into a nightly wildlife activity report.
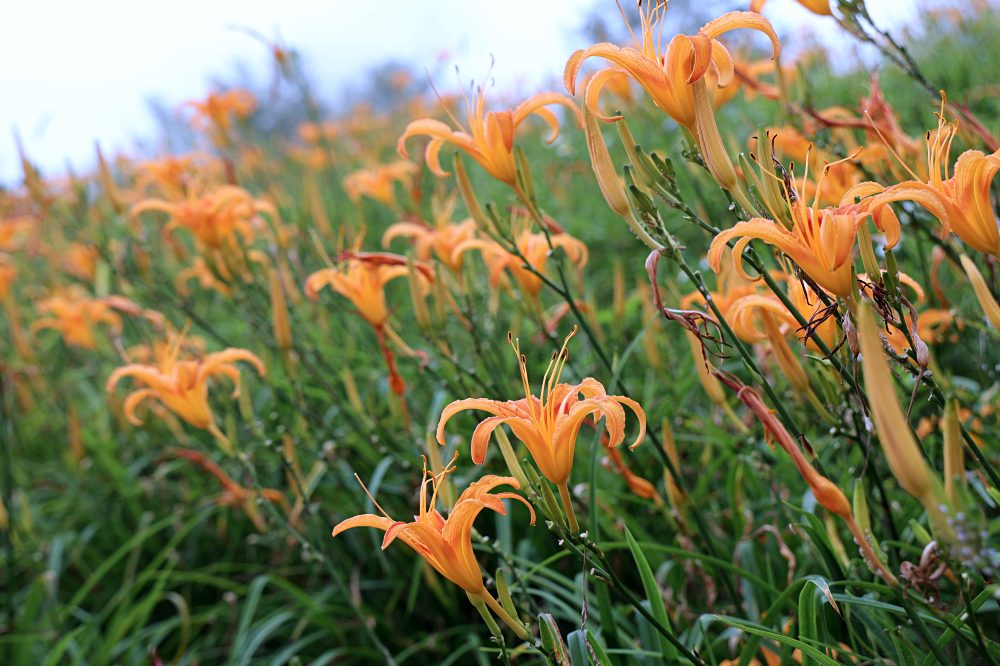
[32,287,126,349]
[106,332,265,450]
[343,160,419,208]
[333,459,534,639]
[715,371,897,585]
[436,328,645,530]
[171,448,288,531]
[397,85,580,189]
[565,5,779,131]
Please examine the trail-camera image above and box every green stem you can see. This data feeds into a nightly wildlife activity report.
[558,482,580,534]
[478,592,532,642]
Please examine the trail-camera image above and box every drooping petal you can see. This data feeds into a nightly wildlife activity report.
[700,12,781,60]
[512,92,581,137]
[382,221,431,247]
[331,513,394,537]
[198,348,266,384]
[708,219,802,280]
[122,388,157,426]
[464,416,506,463]
[436,398,516,446]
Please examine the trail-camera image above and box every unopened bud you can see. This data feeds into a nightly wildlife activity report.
[942,399,965,506]
[960,254,1000,330]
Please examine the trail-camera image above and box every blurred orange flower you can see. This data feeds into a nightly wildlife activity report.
[342,160,418,208]
[305,251,432,329]
[453,224,588,303]
[106,333,265,448]
[383,196,477,273]
[186,89,256,144]
[398,87,580,189]
[32,287,125,349]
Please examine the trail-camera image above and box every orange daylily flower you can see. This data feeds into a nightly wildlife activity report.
[305,251,432,329]
[436,328,645,500]
[0,215,35,252]
[383,196,478,273]
[342,160,418,208]
[106,333,265,448]
[708,167,900,298]
[397,86,580,189]
[858,104,1000,257]
[61,242,99,281]
[126,330,208,367]
[31,288,126,349]
[305,251,434,395]
[333,459,535,639]
[453,225,588,303]
[132,185,273,254]
[564,5,780,131]
[176,257,234,297]
[170,448,288,532]
[297,120,339,144]
[186,89,256,143]
[135,153,220,198]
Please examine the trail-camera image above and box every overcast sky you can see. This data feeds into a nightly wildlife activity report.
[0,0,919,184]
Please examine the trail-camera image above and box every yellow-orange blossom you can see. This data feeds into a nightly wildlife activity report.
[333,460,534,638]
[436,328,645,497]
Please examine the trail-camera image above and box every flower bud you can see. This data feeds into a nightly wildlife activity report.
[942,398,965,506]
[960,254,1000,330]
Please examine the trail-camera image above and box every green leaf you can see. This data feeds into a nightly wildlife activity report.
[714,616,842,666]
[624,527,677,661]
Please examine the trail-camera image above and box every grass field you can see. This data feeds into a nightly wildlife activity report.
[2,1,1000,664]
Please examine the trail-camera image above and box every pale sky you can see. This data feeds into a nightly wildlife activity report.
[0,0,918,184]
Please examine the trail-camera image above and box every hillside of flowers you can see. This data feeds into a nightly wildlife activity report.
[2,1,1000,663]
